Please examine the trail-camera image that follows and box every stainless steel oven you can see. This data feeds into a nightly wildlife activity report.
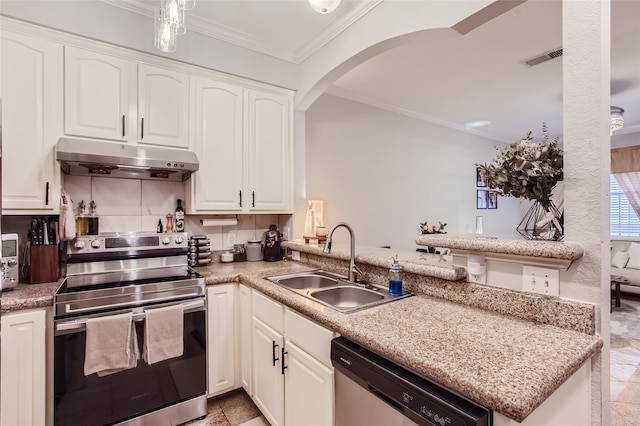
[54,232,206,426]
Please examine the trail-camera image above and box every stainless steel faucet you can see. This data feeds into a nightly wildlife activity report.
[323,222,363,282]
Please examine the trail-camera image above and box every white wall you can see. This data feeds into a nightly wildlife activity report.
[305,94,528,251]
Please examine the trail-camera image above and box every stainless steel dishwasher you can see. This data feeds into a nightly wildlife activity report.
[331,337,492,426]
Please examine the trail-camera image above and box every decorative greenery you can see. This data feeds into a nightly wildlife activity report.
[476,123,563,202]
[420,221,447,234]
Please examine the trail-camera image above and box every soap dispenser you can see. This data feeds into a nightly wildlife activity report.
[389,254,403,296]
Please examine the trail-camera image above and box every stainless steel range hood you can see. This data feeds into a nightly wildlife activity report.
[55,138,199,182]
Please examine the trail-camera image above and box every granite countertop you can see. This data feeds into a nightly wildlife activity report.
[1,258,602,423]
[1,280,62,313]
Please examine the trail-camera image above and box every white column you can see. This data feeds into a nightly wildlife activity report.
[563,1,611,425]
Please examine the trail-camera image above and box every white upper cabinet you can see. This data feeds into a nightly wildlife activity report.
[246,90,292,212]
[138,64,189,148]
[64,46,129,141]
[186,81,293,214]
[188,76,244,211]
[64,48,189,149]
[1,29,62,213]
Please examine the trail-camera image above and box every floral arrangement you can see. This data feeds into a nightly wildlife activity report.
[420,221,447,234]
[476,123,563,202]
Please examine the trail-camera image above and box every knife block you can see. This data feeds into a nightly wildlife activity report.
[30,245,59,284]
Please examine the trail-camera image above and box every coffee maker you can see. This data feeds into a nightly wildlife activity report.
[262,224,283,262]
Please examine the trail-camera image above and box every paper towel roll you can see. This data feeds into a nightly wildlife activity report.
[200,218,239,227]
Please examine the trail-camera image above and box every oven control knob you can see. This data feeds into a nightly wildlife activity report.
[74,240,86,250]
[91,239,102,249]
[161,237,171,245]
[175,236,185,244]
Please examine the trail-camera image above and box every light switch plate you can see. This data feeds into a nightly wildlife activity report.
[522,266,559,296]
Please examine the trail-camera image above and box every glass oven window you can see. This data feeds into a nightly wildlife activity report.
[54,310,206,426]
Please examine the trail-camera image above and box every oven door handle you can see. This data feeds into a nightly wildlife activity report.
[55,299,205,333]
[63,292,203,315]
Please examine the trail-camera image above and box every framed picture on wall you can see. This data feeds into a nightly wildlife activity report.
[476,167,488,187]
[477,190,488,209]
[487,191,498,209]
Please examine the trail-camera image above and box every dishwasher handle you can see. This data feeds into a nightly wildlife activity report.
[368,384,405,413]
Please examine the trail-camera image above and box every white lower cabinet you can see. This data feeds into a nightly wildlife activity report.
[1,309,47,426]
[252,316,285,426]
[239,284,253,396]
[250,290,337,426]
[206,284,240,397]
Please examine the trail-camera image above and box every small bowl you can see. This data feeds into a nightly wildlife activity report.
[220,252,234,263]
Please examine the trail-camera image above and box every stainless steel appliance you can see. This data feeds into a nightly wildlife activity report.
[55,138,199,182]
[54,232,206,426]
[1,233,19,289]
[332,337,492,426]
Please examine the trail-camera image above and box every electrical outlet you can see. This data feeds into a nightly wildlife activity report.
[291,250,301,261]
[522,266,559,296]
[467,253,486,284]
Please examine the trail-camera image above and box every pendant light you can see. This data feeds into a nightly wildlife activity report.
[611,106,625,134]
[154,0,195,52]
[308,0,341,14]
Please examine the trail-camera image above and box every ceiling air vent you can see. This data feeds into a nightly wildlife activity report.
[521,48,563,67]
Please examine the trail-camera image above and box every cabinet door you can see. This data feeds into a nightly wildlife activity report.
[239,284,253,396]
[1,31,62,213]
[138,64,189,148]
[1,309,47,426]
[246,90,292,212]
[187,77,243,212]
[64,46,129,141]
[284,341,335,426]
[206,284,239,397]
[252,317,284,426]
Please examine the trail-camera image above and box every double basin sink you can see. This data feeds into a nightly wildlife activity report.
[265,270,412,313]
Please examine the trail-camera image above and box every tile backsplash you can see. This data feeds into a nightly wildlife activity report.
[3,176,291,251]
[61,175,292,250]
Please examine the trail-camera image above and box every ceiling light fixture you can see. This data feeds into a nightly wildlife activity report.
[308,0,341,14]
[611,106,624,134]
[154,0,195,52]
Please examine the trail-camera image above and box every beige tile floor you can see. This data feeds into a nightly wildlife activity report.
[610,334,640,426]
[184,389,265,426]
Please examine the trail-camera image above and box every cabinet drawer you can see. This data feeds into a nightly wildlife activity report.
[285,308,337,368]
[252,290,284,333]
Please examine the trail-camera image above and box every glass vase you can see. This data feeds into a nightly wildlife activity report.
[517,199,564,241]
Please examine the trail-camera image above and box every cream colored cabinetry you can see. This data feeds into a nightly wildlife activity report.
[64,47,189,148]
[187,76,244,211]
[1,309,47,426]
[64,46,129,141]
[246,89,292,212]
[186,80,293,214]
[251,290,285,426]
[250,290,336,426]
[206,284,241,397]
[283,309,335,426]
[1,29,62,213]
[137,64,189,148]
[239,284,253,396]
